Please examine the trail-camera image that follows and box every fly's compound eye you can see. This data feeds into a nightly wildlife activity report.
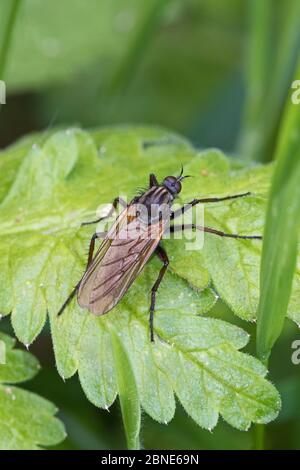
[163,176,182,195]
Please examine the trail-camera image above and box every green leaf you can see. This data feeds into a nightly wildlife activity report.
[0,332,66,450]
[171,151,270,321]
[0,126,283,431]
[111,328,141,450]
[257,58,300,361]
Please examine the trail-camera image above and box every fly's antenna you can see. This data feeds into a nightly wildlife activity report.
[180,174,193,181]
[177,165,193,181]
[178,164,184,179]
[176,164,193,181]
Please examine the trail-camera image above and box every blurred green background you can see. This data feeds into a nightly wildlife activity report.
[1,0,300,450]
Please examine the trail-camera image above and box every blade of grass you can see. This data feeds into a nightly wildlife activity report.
[103,0,170,122]
[259,0,300,163]
[108,0,170,96]
[238,0,272,160]
[257,57,300,362]
[0,0,22,79]
[0,0,22,119]
[110,328,141,450]
[239,0,300,162]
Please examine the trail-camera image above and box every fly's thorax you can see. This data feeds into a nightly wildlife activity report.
[134,186,172,225]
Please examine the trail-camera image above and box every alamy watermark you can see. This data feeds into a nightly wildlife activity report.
[0,80,6,104]
[291,80,300,104]
[92,198,205,251]
[0,340,6,364]
[291,340,300,365]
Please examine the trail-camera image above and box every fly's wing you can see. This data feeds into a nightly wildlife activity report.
[78,204,167,315]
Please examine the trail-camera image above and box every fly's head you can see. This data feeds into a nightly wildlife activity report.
[163,176,182,196]
[162,166,191,198]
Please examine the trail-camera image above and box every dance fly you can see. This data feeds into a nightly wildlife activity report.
[57,169,261,341]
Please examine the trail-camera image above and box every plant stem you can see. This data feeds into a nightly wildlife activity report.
[254,424,265,450]
[253,356,268,450]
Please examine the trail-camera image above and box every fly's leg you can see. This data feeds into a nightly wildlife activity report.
[56,231,106,317]
[149,244,169,342]
[170,224,262,240]
[81,197,127,226]
[56,281,81,317]
[86,231,106,269]
[171,192,251,220]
